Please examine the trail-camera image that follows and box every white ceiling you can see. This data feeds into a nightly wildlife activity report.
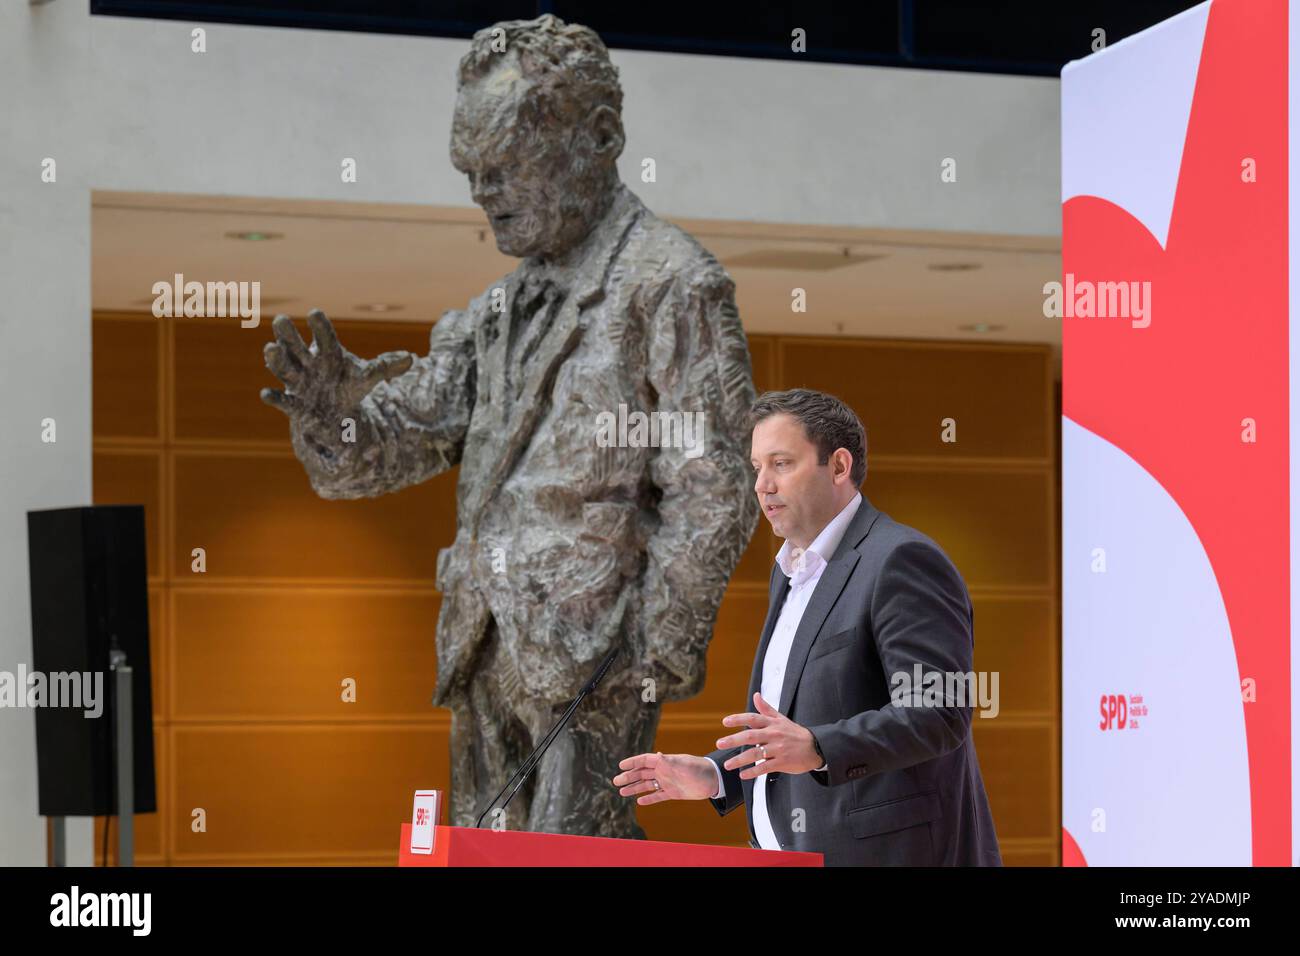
[92,191,1062,378]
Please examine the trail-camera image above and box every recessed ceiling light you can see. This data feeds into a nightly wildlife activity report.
[958,323,1005,333]
[354,303,404,313]
[928,262,981,272]
[224,231,284,242]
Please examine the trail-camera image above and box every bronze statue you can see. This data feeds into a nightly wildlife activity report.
[261,13,757,838]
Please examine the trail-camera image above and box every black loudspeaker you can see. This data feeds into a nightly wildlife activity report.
[26,505,156,816]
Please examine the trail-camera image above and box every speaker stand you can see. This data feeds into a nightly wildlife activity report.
[110,648,134,867]
[49,816,66,866]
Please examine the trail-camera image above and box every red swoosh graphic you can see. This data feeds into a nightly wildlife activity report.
[1063,0,1290,865]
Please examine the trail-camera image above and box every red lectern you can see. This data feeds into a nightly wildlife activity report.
[398,824,822,867]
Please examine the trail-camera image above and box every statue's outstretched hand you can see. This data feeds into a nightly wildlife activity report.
[260,309,413,425]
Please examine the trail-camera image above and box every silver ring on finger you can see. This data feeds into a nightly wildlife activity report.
[652,778,660,791]
[759,744,768,760]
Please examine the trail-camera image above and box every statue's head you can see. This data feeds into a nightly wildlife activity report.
[451,14,626,261]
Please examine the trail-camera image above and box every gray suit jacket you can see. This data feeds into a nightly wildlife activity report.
[707,495,1002,866]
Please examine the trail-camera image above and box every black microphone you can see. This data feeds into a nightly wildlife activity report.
[474,644,622,829]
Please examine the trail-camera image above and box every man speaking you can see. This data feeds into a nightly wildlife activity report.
[613,388,1001,865]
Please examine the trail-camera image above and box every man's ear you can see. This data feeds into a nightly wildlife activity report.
[837,450,857,486]
[587,104,625,160]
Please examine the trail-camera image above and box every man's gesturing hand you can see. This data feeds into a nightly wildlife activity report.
[612,752,719,805]
[717,692,822,779]
[260,309,414,422]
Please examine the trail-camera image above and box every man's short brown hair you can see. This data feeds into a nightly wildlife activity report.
[748,388,868,486]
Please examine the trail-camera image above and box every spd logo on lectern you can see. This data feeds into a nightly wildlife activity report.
[1099,692,1148,731]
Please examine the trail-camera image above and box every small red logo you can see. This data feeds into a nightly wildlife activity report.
[1099,693,1146,730]
[415,807,429,825]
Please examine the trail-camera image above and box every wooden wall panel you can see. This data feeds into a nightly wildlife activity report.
[972,724,1055,840]
[171,453,455,581]
[92,316,159,439]
[172,590,440,719]
[149,588,165,721]
[781,339,1050,459]
[969,596,1054,715]
[1001,847,1057,867]
[731,523,776,585]
[170,726,447,861]
[864,467,1052,590]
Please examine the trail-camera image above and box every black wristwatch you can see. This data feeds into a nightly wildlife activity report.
[810,731,826,763]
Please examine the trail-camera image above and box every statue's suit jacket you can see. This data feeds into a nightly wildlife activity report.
[289,182,758,708]
[706,496,1002,866]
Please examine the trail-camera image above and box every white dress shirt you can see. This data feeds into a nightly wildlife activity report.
[710,492,862,849]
